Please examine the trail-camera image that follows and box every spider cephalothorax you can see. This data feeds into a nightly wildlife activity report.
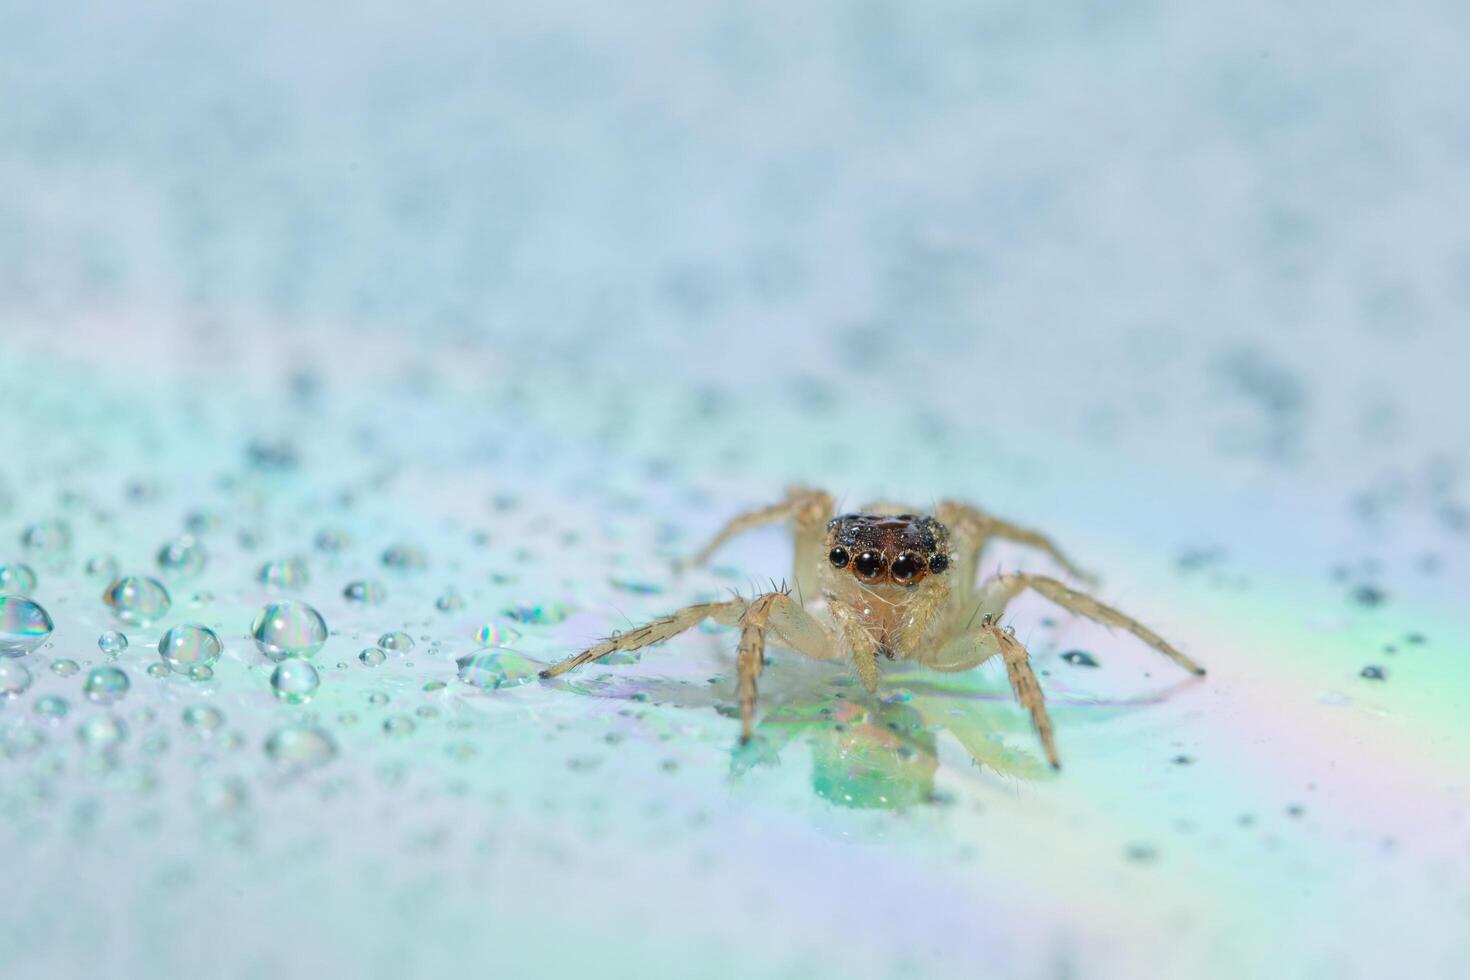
[541,486,1204,769]
[825,513,952,585]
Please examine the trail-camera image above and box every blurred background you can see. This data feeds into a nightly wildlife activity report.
[1,3,1467,979]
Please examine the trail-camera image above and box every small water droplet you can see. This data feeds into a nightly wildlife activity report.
[270,659,320,704]
[343,579,387,604]
[367,691,390,706]
[146,662,170,678]
[456,649,546,690]
[188,663,214,681]
[51,658,79,676]
[1360,665,1386,680]
[85,554,119,580]
[1351,585,1387,607]
[79,714,127,750]
[103,576,172,626]
[382,714,416,736]
[1061,650,1099,667]
[264,725,336,774]
[502,602,571,625]
[314,528,350,553]
[0,564,38,594]
[34,694,68,718]
[473,622,522,647]
[435,589,464,612]
[98,631,128,655]
[381,544,427,571]
[157,624,223,673]
[377,631,413,653]
[156,535,207,578]
[610,578,663,595]
[0,660,33,696]
[358,647,386,667]
[258,558,310,590]
[21,519,72,561]
[250,601,328,661]
[84,666,130,704]
[182,704,224,730]
[0,595,54,656]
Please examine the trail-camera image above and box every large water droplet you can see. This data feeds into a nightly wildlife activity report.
[0,595,54,656]
[270,659,320,704]
[0,659,34,696]
[103,576,172,626]
[157,624,223,673]
[456,649,546,690]
[0,564,37,594]
[84,665,130,704]
[264,726,336,774]
[250,601,328,661]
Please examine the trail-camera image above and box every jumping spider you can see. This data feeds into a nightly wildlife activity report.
[540,487,1205,768]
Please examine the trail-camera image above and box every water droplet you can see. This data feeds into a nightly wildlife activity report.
[0,660,33,696]
[156,535,207,578]
[1351,585,1387,608]
[1061,650,1099,667]
[382,714,415,736]
[196,776,248,816]
[188,663,213,681]
[146,662,170,678]
[435,589,464,612]
[367,691,390,706]
[79,714,127,750]
[157,624,223,673]
[343,579,387,604]
[473,622,523,647]
[21,519,72,561]
[359,647,386,667]
[422,680,446,693]
[51,658,79,676]
[502,602,571,625]
[456,649,547,690]
[258,558,310,590]
[381,544,427,571]
[103,576,172,626]
[377,631,413,653]
[0,564,37,593]
[0,595,54,656]
[611,578,664,595]
[250,601,328,661]
[314,528,350,553]
[182,704,224,730]
[1360,665,1386,680]
[270,659,320,704]
[264,725,336,774]
[84,666,130,704]
[34,694,68,718]
[85,554,119,580]
[98,631,128,655]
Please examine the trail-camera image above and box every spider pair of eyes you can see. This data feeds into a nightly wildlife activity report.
[828,547,949,580]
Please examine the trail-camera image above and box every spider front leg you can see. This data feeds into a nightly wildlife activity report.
[971,573,1205,676]
[538,599,746,679]
[540,590,840,744]
[936,500,1097,594]
[918,620,1060,769]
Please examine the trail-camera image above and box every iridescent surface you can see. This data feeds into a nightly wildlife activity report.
[1,5,1468,979]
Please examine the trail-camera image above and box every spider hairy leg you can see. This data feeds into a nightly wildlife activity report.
[936,500,1097,585]
[975,573,1205,676]
[538,599,744,679]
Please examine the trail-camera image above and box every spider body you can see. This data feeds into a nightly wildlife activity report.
[540,487,1204,768]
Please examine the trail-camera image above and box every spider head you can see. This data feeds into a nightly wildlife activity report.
[822,513,953,595]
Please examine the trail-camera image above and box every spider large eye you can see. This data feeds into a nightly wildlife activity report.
[891,553,922,582]
[828,547,849,568]
[928,553,949,574]
[854,550,884,578]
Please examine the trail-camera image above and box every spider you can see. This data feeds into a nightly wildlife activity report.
[539,487,1205,768]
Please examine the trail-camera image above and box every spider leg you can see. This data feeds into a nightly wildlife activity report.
[917,620,1060,769]
[936,500,1096,589]
[538,599,745,679]
[971,573,1205,676]
[680,486,834,605]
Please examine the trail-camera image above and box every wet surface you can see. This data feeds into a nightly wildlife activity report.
[2,3,1469,979]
